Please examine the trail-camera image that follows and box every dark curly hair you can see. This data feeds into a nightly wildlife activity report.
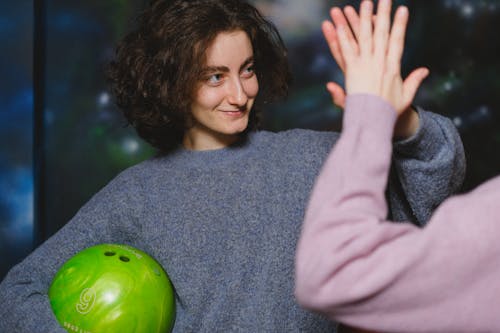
[106,0,291,153]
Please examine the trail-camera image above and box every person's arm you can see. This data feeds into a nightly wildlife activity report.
[320,1,465,227]
[296,1,498,332]
[386,106,465,224]
[0,172,144,332]
[295,94,500,333]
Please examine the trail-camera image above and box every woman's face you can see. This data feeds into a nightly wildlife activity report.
[183,30,259,150]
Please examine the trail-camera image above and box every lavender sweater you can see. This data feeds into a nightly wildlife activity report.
[296,95,495,332]
[0,106,464,332]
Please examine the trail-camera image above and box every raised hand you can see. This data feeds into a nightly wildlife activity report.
[323,0,429,138]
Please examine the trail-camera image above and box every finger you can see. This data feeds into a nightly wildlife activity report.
[344,6,378,39]
[330,7,359,54]
[358,0,374,55]
[373,0,391,59]
[336,24,356,66]
[344,6,360,39]
[403,67,429,105]
[326,82,346,109]
[387,6,409,74]
[322,21,346,71]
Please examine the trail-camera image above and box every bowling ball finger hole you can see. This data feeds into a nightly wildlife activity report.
[104,251,116,256]
[119,256,130,262]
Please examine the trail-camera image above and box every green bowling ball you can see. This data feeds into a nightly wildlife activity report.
[49,244,175,333]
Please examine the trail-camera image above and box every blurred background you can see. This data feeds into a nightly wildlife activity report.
[1,0,499,280]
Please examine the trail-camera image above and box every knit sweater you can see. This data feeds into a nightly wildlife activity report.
[0,108,464,332]
[295,94,496,333]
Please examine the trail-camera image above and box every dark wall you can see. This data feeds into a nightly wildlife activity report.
[0,1,34,281]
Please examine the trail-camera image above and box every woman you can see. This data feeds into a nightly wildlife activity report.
[296,1,497,332]
[0,0,464,332]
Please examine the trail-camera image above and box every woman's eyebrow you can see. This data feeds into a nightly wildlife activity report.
[202,57,254,74]
[203,65,229,74]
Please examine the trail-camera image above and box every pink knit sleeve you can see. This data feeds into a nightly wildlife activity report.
[295,94,500,333]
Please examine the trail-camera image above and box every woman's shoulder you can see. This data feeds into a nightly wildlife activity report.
[252,128,339,152]
[97,155,171,192]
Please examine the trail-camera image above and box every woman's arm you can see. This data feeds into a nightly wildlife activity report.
[387,106,466,224]
[0,172,144,332]
[320,0,465,226]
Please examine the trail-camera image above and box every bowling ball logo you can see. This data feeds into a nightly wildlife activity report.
[75,288,96,314]
[49,244,175,333]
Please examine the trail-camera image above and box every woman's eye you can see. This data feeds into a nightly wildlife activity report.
[242,65,255,77]
[207,73,223,84]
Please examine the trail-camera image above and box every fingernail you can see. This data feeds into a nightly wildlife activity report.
[398,6,408,16]
[362,0,373,9]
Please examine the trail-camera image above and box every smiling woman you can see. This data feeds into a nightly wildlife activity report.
[105,0,290,154]
[184,31,259,150]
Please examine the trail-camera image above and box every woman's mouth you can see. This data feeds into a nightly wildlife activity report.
[220,109,246,117]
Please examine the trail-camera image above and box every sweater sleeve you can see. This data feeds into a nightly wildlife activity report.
[387,105,466,224]
[0,171,144,333]
[295,94,500,333]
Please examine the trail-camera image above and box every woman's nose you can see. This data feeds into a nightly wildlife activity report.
[226,78,248,106]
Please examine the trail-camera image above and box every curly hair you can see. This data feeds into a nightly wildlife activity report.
[106,0,291,153]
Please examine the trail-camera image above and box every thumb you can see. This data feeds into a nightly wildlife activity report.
[403,67,429,105]
[326,82,346,109]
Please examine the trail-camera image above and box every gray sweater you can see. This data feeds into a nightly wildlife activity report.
[0,109,465,332]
